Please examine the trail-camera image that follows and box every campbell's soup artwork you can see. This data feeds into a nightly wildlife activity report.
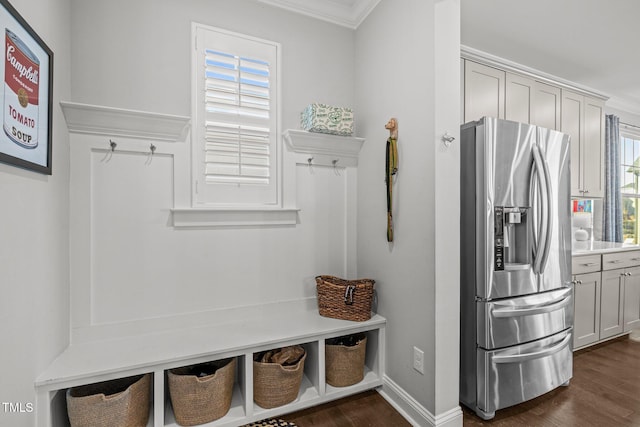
[3,29,39,149]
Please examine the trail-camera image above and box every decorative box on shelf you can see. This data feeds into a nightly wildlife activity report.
[300,103,354,136]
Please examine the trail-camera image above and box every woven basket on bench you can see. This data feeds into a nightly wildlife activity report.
[253,349,306,409]
[66,373,150,427]
[315,275,375,322]
[168,357,236,426]
[325,333,367,387]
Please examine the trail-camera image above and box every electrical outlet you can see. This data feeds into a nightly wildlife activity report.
[413,346,424,374]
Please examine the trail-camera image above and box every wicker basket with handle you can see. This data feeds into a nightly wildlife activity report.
[253,348,306,409]
[168,357,236,426]
[66,374,151,427]
[325,333,367,387]
[315,275,375,322]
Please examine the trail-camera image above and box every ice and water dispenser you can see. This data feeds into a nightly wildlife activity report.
[494,206,531,271]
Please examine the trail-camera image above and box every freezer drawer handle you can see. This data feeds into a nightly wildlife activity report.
[490,287,571,313]
[491,294,572,318]
[492,334,572,364]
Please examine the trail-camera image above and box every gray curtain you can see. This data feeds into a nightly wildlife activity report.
[603,114,623,242]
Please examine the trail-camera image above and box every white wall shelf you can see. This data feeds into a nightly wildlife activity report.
[60,101,191,142]
[283,129,365,167]
[36,305,385,427]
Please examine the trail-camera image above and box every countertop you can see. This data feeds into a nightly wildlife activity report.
[573,240,640,255]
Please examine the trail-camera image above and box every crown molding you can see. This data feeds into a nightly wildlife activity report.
[256,0,381,29]
[461,45,609,102]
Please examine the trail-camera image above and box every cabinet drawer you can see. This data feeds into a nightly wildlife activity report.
[572,254,601,274]
[602,251,640,271]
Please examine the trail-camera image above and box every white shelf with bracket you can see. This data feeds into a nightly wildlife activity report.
[283,129,365,167]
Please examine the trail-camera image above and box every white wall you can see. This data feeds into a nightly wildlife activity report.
[0,0,71,425]
[356,0,462,424]
[70,0,355,130]
[355,0,436,414]
[67,0,359,340]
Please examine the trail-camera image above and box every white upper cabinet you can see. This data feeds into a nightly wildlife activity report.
[532,81,561,131]
[583,97,605,198]
[505,73,534,124]
[561,89,605,198]
[464,60,505,122]
[461,55,606,198]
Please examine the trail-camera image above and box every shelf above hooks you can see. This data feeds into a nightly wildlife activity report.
[283,129,365,168]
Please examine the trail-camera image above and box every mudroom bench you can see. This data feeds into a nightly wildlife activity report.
[35,305,386,427]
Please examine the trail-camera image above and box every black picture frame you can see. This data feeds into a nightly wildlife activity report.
[0,0,53,175]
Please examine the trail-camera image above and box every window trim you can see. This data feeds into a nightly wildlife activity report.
[190,22,283,209]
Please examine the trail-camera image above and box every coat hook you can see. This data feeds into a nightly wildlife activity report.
[109,139,117,151]
[442,132,455,147]
[150,143,156,155]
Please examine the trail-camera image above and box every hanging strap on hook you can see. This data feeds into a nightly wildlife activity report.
[109,139,117,152]
[150,143,156,155]
[385,118,399,242]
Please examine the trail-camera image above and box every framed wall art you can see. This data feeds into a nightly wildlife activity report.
[0,0,53,175]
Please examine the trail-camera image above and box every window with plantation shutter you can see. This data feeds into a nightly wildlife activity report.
[193,24,280,206]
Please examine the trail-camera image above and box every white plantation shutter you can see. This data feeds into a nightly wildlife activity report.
[194,25,280,206]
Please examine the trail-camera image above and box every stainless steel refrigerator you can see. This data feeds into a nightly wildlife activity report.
[460,117,573,420]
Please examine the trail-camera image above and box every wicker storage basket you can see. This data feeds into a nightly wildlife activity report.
[253,349,306,409]
[325,334,367,387]
[66,374,150,427]
[315,275,375,322]
[168,358,236,426]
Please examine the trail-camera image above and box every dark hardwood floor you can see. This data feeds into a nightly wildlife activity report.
[284,336,640,427]
[284,390,411,427]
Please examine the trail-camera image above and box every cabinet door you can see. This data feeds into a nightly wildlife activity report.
[561,90,584,198]
[600,269,625,339]
[464,60,505,122]
[505,73,534,124]
[573,272,601,349]
[582,97,605,198]
[532,82,561,131]
[624,266,640,331]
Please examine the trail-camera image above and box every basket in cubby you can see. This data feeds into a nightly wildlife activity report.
[315,275,375,321]
[253,346,306,409]
[167,357,236,426]
[325,333,367,387]
[66,373,151,427]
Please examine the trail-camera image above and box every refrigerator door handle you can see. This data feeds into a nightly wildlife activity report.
[492,334,572,364]
[538,143,554,274]
[529,164,539,262]
[531,145,548,275]
[491,294,572,318]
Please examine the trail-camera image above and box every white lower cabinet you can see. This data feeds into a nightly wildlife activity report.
[600,269,625,340]
[623,266,640,331]
[572,272,601,348]
[572,250,640,350]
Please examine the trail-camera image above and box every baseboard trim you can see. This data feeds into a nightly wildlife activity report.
[378,375,463,427]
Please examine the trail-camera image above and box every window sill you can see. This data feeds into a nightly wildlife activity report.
[171,208,300,228]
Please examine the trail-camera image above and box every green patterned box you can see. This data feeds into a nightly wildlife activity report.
[300,103,354,136]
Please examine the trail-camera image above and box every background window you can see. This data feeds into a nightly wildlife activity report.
[621,134,640,243]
